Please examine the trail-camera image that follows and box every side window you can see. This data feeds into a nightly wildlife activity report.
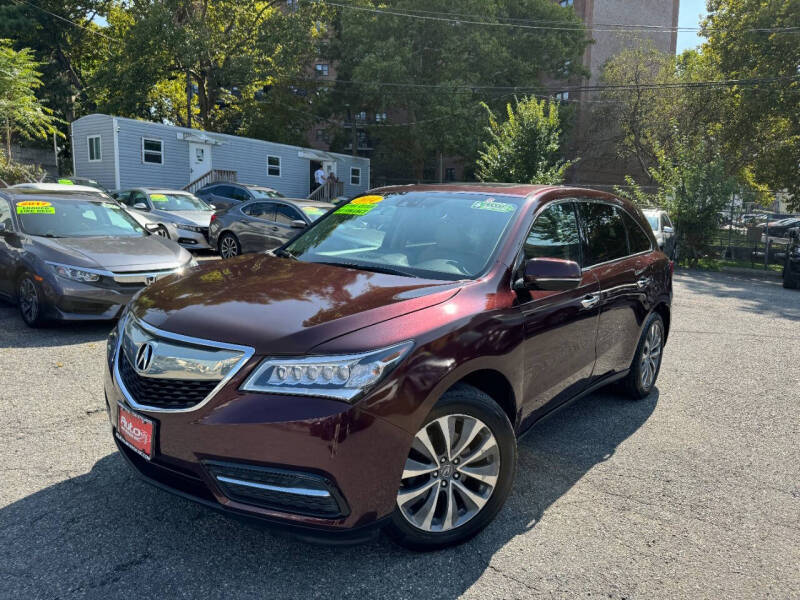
[231,187,251,202]
[116,191,131,206]
[621,210,652,254]
[243,202,276,221]
[577,202,628,266]
[661,214,673,228]
[524,202,582,264]
[275,204,303,225]
[0,198,12,230]
[131,192,149,208]
[215,185,234,198]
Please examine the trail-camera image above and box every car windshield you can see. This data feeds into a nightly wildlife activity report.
[149,193,212,211]
[15,197,145,238]
[249,188,284,200]
[284,192,522,280]
[299,205,328,222]
[645,214,659,230]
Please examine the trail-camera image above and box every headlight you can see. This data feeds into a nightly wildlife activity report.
[178,224,204,233]
[241,341,414,402]
[47,262,103,283]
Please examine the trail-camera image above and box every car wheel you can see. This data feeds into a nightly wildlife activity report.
[384,384,517,551]
[17,273,47,328]
[219,233,241,259]
[621,312,665,400]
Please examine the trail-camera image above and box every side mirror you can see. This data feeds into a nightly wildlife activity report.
[518,258,582,292]
[144,222,160,233]
[133,202,148,210]
[663,226,674,234]
[291,219,307,229]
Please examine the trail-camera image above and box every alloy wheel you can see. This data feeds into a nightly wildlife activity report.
[397,414,501,533]
[640,320,663,390]
[220,235,239,258]
[19,278,39,324]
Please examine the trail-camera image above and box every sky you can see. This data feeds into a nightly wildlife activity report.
[677,0,708,53]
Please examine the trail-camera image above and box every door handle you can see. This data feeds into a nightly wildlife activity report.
[580,294,600,309]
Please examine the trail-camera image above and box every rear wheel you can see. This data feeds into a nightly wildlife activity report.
[621,312,665,399]
[17,273,47,328]
[385,384,516,551]
[219,233,241,259]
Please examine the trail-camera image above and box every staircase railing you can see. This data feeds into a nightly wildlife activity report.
[308,181,344,202]
[184,169,237,194]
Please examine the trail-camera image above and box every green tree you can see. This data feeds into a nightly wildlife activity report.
[328,0,588,181]
[93,0,328,143]
[701,0,800,210]
[0,40,60,159]
[476,97,573,184]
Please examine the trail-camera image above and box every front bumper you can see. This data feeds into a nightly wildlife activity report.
[103,350,413,541]
[42,278,139,321]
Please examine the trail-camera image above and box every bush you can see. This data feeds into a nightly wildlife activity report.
[0,150,44,186]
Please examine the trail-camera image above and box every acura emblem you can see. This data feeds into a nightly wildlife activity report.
[144,275,157,286]
[135,342,156,374]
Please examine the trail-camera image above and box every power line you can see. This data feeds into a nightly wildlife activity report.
[9,0,119,42]
[327,2,800,35]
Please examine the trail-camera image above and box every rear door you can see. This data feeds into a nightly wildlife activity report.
[518,200,601,420]
[273,203,306,246]
[577,200,653,379]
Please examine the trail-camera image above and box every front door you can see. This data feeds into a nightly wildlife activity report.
[518,200,600,422]
[189,143,212,182]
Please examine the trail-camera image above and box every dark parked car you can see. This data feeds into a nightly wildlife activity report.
[115,188,214,250]
[0,189,195,327]
[761,217,800,243]
[209,197,332,258]
[196,182,285,211]
[783,227,800,289]
[106,184,671,550]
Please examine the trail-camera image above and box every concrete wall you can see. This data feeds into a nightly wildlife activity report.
[8,144,58,180]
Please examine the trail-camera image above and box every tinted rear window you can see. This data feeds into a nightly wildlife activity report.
[578,202,628,266]
[621,211,652,254]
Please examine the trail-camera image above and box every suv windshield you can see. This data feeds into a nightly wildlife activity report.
[645,214,659,230]
[249,188,284,200]
[284,192,522,280]
[149,193,212,211]
[15,198,145,238]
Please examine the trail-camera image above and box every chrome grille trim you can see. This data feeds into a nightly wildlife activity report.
[112,314,255,414]
[112,268,184,284]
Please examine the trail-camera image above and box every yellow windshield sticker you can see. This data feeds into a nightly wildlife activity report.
[351,195,383,205]
[335,203,373,216]
[57,179,74,185]
[150,194,168,202]
[16,201,55,215]
[471,199,515,213]
[302,206,325,215]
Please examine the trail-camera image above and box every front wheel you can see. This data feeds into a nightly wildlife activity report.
[621,312,665,399]
[384,384,516,551]
[18,273,47,328]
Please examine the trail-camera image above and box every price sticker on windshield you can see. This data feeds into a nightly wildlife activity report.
[150,194,168,202]
[16,201,55,215]
[471,199,515,213]
[335,195,383,216]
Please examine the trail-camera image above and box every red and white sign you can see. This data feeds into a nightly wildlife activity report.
[116,404,155,460]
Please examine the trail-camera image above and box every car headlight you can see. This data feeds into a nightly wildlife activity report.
[178,224,204,233]
[241,341,414,402]
[47,262,103,283]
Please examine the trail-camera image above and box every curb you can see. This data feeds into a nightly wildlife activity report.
[719,266,781,280]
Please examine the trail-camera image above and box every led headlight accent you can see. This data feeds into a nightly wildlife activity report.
[47,262,103,283]
[241,341,414,402]
[178,224,205,233]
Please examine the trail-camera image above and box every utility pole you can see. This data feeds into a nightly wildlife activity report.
[53,131,59,177]
[186,71,193,129]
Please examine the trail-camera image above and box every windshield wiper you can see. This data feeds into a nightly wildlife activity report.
[274,248,298,261]
[315,260,417,278]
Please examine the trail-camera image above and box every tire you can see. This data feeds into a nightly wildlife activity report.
[17,273,47,328]
[384,384,517,551]
[218,232,241,259]
[621,312,665,400]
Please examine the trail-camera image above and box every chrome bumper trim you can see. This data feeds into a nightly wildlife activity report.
[215,475,332,498]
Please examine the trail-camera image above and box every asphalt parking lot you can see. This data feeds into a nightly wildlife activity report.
[1,270,798,599]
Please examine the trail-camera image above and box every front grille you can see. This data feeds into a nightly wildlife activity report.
[206,460,348,518]
[118,353,219,410]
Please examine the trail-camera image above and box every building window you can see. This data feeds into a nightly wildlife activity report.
[445,167,456,182]
[87,135,101,162]
[375,112,387,123]
[267,155,281,177]
[355,111,367,122]
[559,0,573,6]
[350,167,361,185]
[142,138,163,164]
[555,91,570,102]
[315,63,329,77]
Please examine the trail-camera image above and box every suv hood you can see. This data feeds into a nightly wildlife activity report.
[33,235,190,271]
[131,254,461,354]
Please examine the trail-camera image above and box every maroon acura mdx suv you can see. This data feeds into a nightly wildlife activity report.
[105,184,671,550]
